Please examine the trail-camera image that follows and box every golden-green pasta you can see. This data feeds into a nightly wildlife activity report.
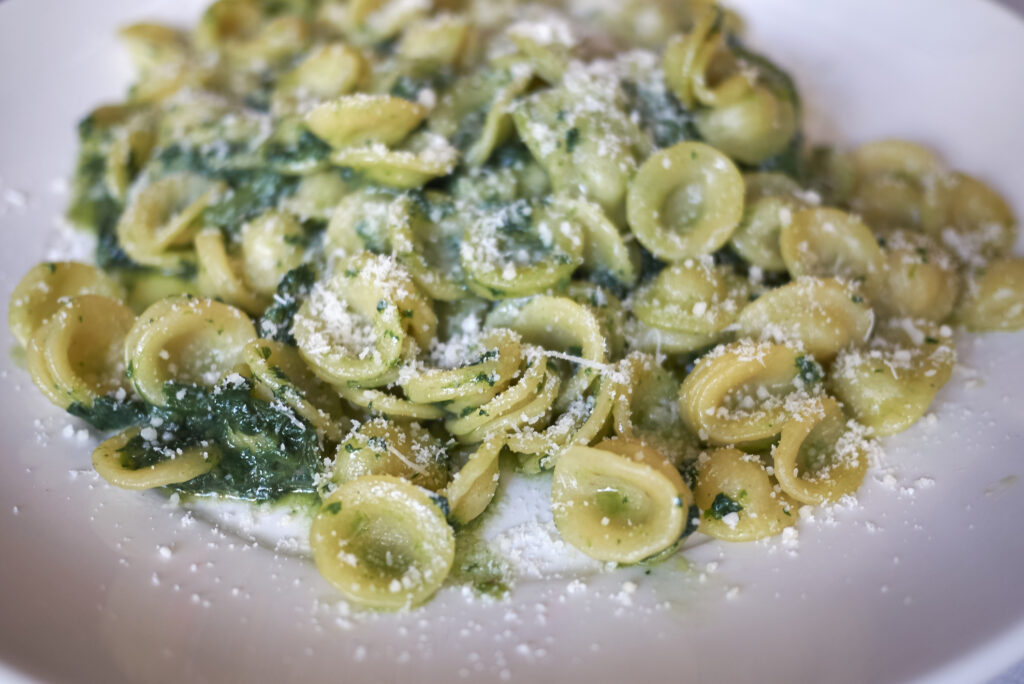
[551,439,695,563]
[8,0,1023,612]
[309,475,455,610]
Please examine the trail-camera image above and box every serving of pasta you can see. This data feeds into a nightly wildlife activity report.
[8,0,1023,613]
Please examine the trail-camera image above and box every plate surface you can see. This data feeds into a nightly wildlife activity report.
[1,1,1023,682]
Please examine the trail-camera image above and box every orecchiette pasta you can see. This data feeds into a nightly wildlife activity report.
[9,0,1023,611]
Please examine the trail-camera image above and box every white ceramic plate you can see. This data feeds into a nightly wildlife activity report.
[1,1,1023,682]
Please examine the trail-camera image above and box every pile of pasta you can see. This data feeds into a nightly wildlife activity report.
[9,0,1023,610]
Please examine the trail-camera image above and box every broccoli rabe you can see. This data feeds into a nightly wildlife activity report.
[258,262,318,343]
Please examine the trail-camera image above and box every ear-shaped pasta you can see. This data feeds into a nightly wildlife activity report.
[294,253,435,388]
[221,15,311,67]
[272,43,366,115]
[26,295,135,410]
[558,197,638,288]
[694,85,798,165]
[429,65,534,167]
[626,318,720,355]
[877,230,959,322]
[337,383,446,421]
[124,296,257,405]
[664,7,750,109]
[328,0,429,45]
[239,210,306,295]
[194,0,263,52]
[195,229,271,315]
[118,23,192,102]
[633,260,748,338]
[827,318,955,435]
[930,172,1017,264]
[506,18,575,83]
[328,132,459,188]
[486,295,607,409]
[729,172,806,272]
[779,207,885,297]
[563,281,628,359]
[306,94,427,149]
[9,262,125,347]
[309,475,455,610]
[116,173,224,270]
[325,187,394,255]
[512,68,649,216]
[444,435,504,526]
[443,355,559,444]
[460,201,584,300]
[736,277,874,363]
[387,194,467,301]
[397,14,472,66]
[955,258,1024,332]
[403,328,523,405]
[626,141,745,261]
[280,171,355,223]
[330,419,448,492]
[243,339,348,441]
[772,396,869,505]
[104,115,157,201]
[847,139,944,231]
[92,427,220,491]
[679,341,823,445]
[613,352,701,469]
[551,438,695,564]
[123,271,202,314]
[694,447,795,542]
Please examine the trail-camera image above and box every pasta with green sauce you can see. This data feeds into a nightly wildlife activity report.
[8,0,1022,610]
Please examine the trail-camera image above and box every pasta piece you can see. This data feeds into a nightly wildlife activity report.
[328,133,459,189]
[26,295,135,410]
[325,0,429,45]
[387,193,468,301]
[877,230,959,322]
[305,94,427,149]
[325,187,394,255]
[779,207,885,298]
[929,172,1017,265]
[512,63,649,216]
[8,261,125,347]
[460,201,584,300]
[118,23,193,102]
[92,427,220,490]
[271,43,366,115]
[694,447,795,542]
[443,355,559,444]
[551,439,695,563]
[633,259,748,339]
[430,64,534,167]
[116,173,224,270]
[694,85,798,165]
[239,210,306,295]
[310,475,455,610]
[486,295,607,409]
[847,139,944,231]
[124,296,257,405]
[243,339,349,441]
[330,419,448,492]
[195,229,270,315]
[445,435,505,526]
[828,318,955,435]
[679,341,824,445]
[558,196,638,288]
[397,14,472,66]
[403,329,523,406]
[773,396,870,505]
[729,172,807,272]
[613,352,701,470]
[955,258,1024,332]
[626,141,745,261]
[735,277,874,363]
